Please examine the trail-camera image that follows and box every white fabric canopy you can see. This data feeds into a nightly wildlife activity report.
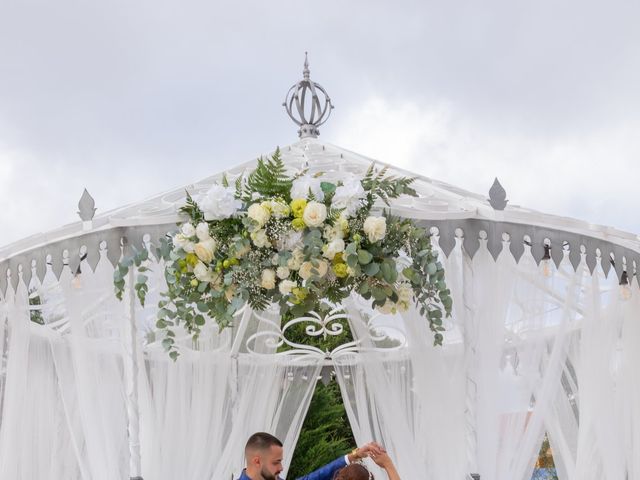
[334,236,638,480]
[0,231,638,479]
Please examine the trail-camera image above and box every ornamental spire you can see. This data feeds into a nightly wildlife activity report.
[283,52,334,138]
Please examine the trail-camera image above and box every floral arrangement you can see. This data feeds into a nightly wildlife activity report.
[115,149,451,358]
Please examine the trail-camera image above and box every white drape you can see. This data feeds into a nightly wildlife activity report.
[0,255,322,480]
[334,238,615,480]
[546,266,640,480]
[0,237,638,479]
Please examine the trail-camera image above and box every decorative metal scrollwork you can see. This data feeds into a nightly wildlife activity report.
[244,304,407,358]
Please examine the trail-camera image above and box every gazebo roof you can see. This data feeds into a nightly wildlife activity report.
[0,137,640,289]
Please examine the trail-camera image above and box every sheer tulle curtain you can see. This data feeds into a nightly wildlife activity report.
[546,265,639,480]
[212,305,323,479]
[431,238,580,480]
[139,346,235,479]
[335,295,467,480]
[0,292,82,479]
[0,254,130,479]
[51,255,131,480]
[619,276,640,479]
[335,238,580,480]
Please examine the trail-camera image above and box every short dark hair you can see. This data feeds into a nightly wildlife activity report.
[245,432,283,456]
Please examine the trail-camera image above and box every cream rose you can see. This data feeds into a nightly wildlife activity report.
[194,238,217,263]
[193,262,214,282]
[251,229,271,248]
[323,238,345,260]
[287,248,304,270]
[276,266,290,279]
[302,201,327,228]
[363,216,387,243]
[269,200,291,218]
[279,279,297,295]
[377,299,398,315]
[173,233,195,253]
[260,269,276,290]
[396,282,413,312]
[247,203,271,228]
[299,260,329,281]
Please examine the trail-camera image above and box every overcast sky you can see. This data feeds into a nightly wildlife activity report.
[1,0,639,249]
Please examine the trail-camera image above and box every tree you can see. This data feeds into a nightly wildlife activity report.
[283,316,356,478]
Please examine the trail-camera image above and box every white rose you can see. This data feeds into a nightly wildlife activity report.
[195,222,211,241]
[181,223,196,237]
[247,203,271,228]
[173,233,195,253]
[323,216,349,240]
[363,216,387,243]
[193,262,214,282]
[279,279,297,295]
[299,260,328,281]
[194,238,217,264]
[332,174,365,217]
[287,248,304,270]
[291,175,324,201]
[260,269,276,290]
[277,231,303,251]
[250,229,271,248]
[276,266,290,279]
[302,201,327,228]
[323,238,345,260]
[269,200,290,218]
[200,184,241,221]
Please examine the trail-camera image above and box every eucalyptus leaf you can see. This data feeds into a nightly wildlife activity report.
[357,250,373,265]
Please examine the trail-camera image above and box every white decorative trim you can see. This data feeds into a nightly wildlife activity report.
[245,305,406,360]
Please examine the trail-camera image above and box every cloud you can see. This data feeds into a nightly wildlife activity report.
[331,96,640,235]
[1,0,639,247]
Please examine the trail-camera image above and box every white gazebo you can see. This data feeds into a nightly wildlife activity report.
[1,59,639,480]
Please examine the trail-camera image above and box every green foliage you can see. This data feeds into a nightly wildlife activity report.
[361,164,417,208]
[28,288,44,325]
[243,148,292,201]
[287,381,355,479]
[113,148,453,359]
[179,192,205,224]
[113,246,151,306]
[536,434,557,469]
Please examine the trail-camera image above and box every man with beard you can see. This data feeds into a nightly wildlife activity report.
[238,432,384,480]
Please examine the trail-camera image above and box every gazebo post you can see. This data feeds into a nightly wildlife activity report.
[124,268,143,480]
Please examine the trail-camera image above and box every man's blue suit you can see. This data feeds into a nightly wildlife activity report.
[238,456,346,480]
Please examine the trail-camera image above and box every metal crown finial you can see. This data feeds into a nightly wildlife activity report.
[283,53,333,138]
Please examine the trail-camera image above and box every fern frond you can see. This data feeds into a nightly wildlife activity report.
[327,207,346,225]
[179,191,205,223]
[235,174,244,200]
[245,148,293,199]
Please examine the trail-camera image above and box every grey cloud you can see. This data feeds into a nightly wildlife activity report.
[1,0,639,245]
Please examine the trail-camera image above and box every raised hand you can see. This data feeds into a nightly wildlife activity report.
[370,451,400,480]
[370,451,393,468]
[349,441,385,462]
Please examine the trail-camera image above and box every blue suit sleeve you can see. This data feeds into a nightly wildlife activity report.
[293,456,347,480]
